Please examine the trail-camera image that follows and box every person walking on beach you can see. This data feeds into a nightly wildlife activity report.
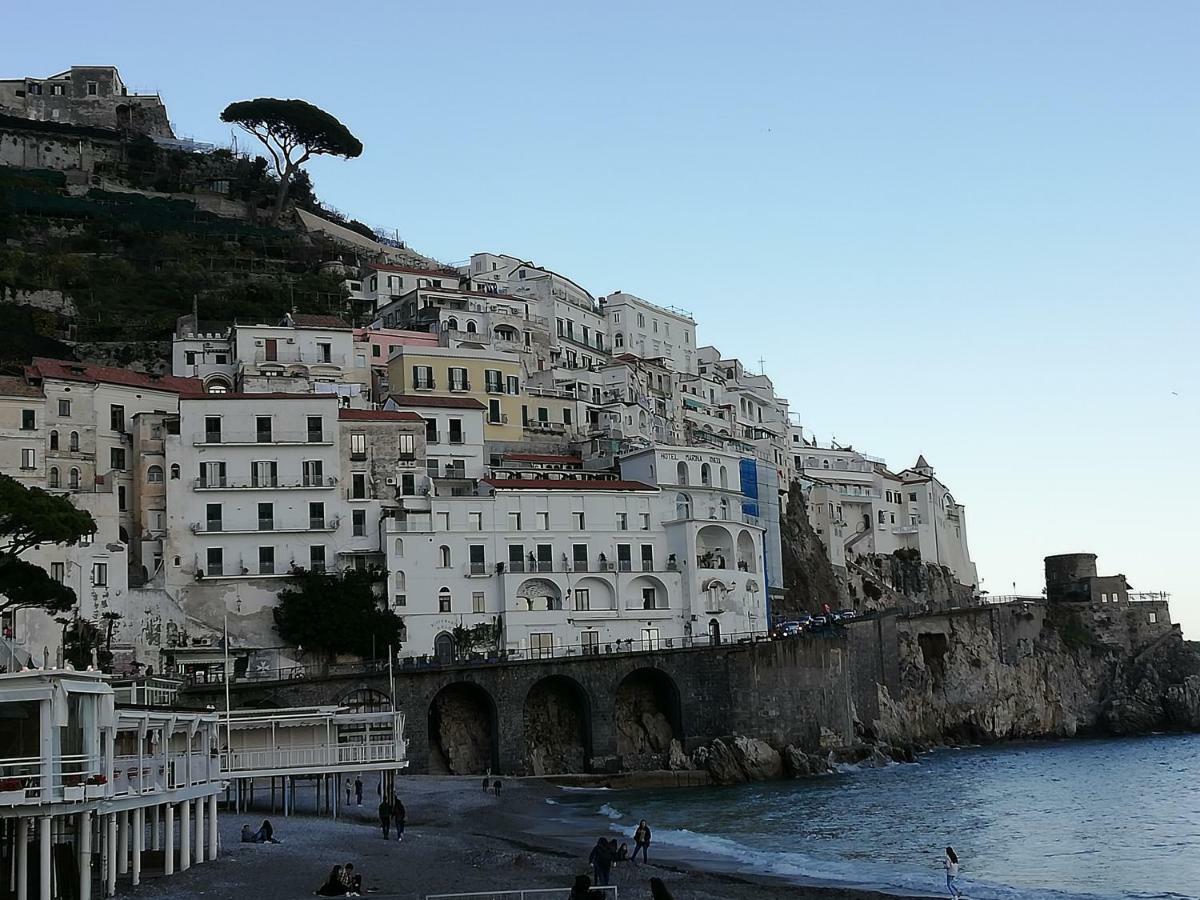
[492,779,502,797]
[344,778,352,807]
[633,819,652,864]
[588,837,613,886]
[943,846,962,899]
[392,797,406,841]
[354,776,363,806]
[378,798,392,839]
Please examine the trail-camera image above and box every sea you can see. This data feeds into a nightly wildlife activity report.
[553,734,1200,900]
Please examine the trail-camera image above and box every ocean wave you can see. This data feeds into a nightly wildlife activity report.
[559,785,613,792]
[598,803,625,819]
[544,798,559,805]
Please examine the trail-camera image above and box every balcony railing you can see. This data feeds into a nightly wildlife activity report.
[193,476,339,490]
[222,741,403,774]
[252,350,347,367]
[194,431,332,446]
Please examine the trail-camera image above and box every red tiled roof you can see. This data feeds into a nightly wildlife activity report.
[483,477,656,492]
[386,393,486,410]
[30,359,202,394]
[178,391,338,401]
[287,313,352,330]
[0,376,44,399]
[503,453,583,465]
[338,409,423,422]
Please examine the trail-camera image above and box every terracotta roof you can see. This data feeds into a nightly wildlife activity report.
[483,477,656,492]
[387,393,486,411]
[503,453,583,465]
[338,409,423,422]
[30,359,202,394]
[0,376,44,399]
[286,313,352,330]
[179,391,338,401]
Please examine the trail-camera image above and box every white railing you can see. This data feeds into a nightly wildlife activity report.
[222,741,402,774]
[427,889,617,900]
[0,753,97,804]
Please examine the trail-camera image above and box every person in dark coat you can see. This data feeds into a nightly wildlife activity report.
[633,819,652,863]
[392,797,406,841]
[378,798,392,839]
[588,837,613,886]
[315,866,345,896]
[650,877,675,900]
[354,776,363,806]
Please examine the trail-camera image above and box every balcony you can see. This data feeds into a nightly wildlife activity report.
[385,515,433,533]
[194,431,333,446]
[466,561,489,577]
[437,465,468,480]
[524,420,567,434]
[190,518,339,535]
[893,524,920,535]
[193,476,339,490]
[251,349,347,367]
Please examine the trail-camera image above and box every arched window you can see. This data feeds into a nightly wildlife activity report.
[719,497,731,520]
[394,538,403,557]
[445,317,459,331]
[170,463,180,480]
[69,432,79,452]
[439,545,451,568]
[146,465,164,483]
[676,461,689,485]
[614,333,624,349]
[49,430,59,450]
[700,463,712,486]
[822,459,830,469]
[719,466,728,488]
[68,468,80,489]
[465,320,477,334]
[48,467,60,488]
[676,493,692,519]
[438,587,452,613]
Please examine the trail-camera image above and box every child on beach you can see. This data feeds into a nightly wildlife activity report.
[943,846,962,899]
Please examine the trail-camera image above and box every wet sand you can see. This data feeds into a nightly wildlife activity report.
[126,775,926,900]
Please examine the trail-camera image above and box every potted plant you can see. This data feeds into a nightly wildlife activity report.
[0,778,25,804]
[84,774,107,799]
[63,773,85,801]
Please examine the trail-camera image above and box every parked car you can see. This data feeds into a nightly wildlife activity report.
[836,609,858,621]
[811,615,828,627]
[772,621,804,639]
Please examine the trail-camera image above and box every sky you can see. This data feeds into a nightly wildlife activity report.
[10,2,1199,633]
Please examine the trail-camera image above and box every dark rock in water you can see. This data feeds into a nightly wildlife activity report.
[783,744,831,777]
[692,735,783,784]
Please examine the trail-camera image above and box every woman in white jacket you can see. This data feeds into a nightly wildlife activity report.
[943,846,962,899]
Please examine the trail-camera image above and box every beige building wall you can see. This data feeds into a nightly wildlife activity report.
[387,347,524,443]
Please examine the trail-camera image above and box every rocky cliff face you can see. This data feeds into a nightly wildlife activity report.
[1105,634,1200,734]
[778,484,846,619]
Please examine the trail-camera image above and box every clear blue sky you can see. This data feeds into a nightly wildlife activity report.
[12,2,1199,632]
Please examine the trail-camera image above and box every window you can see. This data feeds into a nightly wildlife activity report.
[637,313,645,327]
[372,344,381,358]
[582,631,600,655]
[69,432,79,452]
[401,473,416,495]
[439,545,452,568]
[204,416,221,443]
[563,408,572,426]
[572,511,585,530]
[469,544,486,574]
[574,589,591,611]
[1149,612,1158,624]
[20,448,35,469]
[506,375,520,395]
[488,399,502,425]
[352,509,366,537]
[92,563,108,587]
[425,419,438,444]
[206,503,223,532]
[49,430,59,451]
[398,433,415,459]
[448,367,468,391]
[469,511,483,531]
[641,545,655,571]
[20,409,35,430]
[614,333,624,349]
[259,547,275,575]
[413,365,434,390]
[616,512,628,531]
[48,467,60,488]
[612,311,621,324]
[617,544,632,571]
[258,502,274,531]
[530,632,554,659]
[536,511,549,530]
[147,465,164,483]
[309,545,327,572]
[439,588,452,613]
[302,460,324,486]
[86,81,98,96]
[252,460,278,487]
[878,510,886,525]
[307,416,324,443]
[351,473,367,499]
[317,342,332,363]
[639,512,651,531]
[201,461,227,488]
[79,530,92,546]
[642,587,657,609]
[185,351,197,366]
[485,369,503,393]
[106,405,125,433]
[472,592,486,614]
[51,563,64,584]
[118,486,127,512]
[1100,593,1108,603]
[508,511,522,531]
[908,492,918,501]
[110,448,126,471]
[206,548,223,577]
[69,468,80,490]
[436,511,450,530]
[309,502,325,529]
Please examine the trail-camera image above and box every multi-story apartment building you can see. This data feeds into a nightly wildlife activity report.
[359,262,461,311]
[600,292,698,375]
[386,346,523,445]
[0,65,174,137]
[383,394,487,488]
[163,392,349,649]
[352,325,438,400]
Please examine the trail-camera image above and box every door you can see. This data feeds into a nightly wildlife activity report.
[640,628,660,651]
[433,633,455,664]
[264,338,278,361]
[708,618,722,646]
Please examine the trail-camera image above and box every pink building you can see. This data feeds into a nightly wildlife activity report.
[353,326,439,401]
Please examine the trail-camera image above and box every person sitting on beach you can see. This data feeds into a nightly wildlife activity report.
[588,838,613,886]
[650,876,675,900]
[633,819,652,863]
[256,819,278,843]
[315,866,345,896]
[241,825,255,843]
[614,842,629,862]
[339,862,362,896]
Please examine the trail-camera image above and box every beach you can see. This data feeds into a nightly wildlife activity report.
[127,774,922,900]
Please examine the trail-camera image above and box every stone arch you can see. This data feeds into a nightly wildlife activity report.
[516,577,562,611]
[434,630,455,663]
[494,325,518,342]
[697,524,735,568]
[465,320,478,334]
[572,576,615,611]
[204,374,232,393]
[626,574,669,610]
[338,686,393,712]
[736,529,757,572]
[523,675,593,775]
[445,316,459,331]
[676,461,689,485]
[427,681,498,775]
[614,667,682,768]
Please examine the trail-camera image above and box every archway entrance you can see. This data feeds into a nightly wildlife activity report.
[614,668,683,769]
[433,632,455,664]
[708,618,722,645]
[427,682,497,775]
[523,675,592,775]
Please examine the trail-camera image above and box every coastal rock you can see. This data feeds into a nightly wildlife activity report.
[692,736,782,784]
[698,737,744,784]
[783,744,830,777]
[667,739,692,771]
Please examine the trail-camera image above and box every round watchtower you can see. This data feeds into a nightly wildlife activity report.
[1044,553,1097,602]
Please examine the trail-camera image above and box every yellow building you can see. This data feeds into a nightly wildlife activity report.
[387,346,524,442]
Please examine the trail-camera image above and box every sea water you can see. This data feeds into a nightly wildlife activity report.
[558,734,1200,899]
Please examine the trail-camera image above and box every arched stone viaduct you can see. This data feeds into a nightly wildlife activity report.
[184,636,854,776]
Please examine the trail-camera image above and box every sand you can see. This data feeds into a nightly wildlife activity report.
[124,775,925,900]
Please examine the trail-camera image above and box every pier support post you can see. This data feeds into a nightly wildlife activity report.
[130,808,142,886]
[194,793,204,863]
[104,815,116,898]
[207,794,218,860]
[16,818,28,900]
[116,811,128,876]
[78,810,92,900]
[179,800,190,871]
[37,817,50,900]
[164,805,174,876]
[150,806,160,851]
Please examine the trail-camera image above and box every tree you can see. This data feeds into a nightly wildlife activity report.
[273,567,403,659]
[220,98,363,224]
[0,475,96,618]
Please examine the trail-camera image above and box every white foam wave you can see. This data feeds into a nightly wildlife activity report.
[598,803,624,819]
[544,798,559,805]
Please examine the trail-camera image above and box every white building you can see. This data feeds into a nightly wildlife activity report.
[600,291,697,375]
